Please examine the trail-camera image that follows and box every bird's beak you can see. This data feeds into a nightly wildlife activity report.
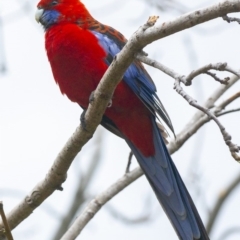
[35,8,44,23]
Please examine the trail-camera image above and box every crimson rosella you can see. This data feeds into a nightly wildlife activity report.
[35,0,209,239]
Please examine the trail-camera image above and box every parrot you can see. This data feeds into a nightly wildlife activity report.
[35,0,209,239]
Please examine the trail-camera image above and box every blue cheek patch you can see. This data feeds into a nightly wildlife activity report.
[41,10,60,29]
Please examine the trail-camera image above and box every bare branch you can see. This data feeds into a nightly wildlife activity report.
[137,54,240,160]
[184,63,240,86]
[218,227,240,240]
[205,71,230,85]
[137,0,240,45]
[0,202,13,240]
[137,54,239,86]
[52,131,103,240]
[60,168,143,240]
[174,78,240,161]
[206,172,240,234]
[223,15,240,24]
[136,53,179,79]
[217,107,240,117]
[105,199,155,224]
[215,91,240,112]
[168,74,239,155]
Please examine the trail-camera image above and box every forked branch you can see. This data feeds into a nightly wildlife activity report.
[137,54,240,161]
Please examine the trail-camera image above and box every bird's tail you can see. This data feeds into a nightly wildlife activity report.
[126,119,209,240]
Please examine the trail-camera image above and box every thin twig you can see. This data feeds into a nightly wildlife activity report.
[105,198,155,224]
[215,91,240,113]
[136,53,179,79]
[205,71,230,85]
[216,107,240,117]
[0,202,13,240]
[136,54,239,86]
[60,168,143,240]
[137,54,240,161]
[174,78,240,161]
[223,15,240,24]
[206,172,240,234]
[168,74,239,155]
[184,62,240,86]
[218,227,240,240]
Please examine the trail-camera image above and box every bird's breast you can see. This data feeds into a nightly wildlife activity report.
[45,23,108,107]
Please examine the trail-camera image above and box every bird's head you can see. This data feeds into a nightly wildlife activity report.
[35,0,91,30]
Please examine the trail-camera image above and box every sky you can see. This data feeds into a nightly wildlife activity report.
[1,0,240,239]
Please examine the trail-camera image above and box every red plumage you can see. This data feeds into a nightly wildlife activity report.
[44,16,155,156]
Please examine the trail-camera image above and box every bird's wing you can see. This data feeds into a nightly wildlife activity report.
[87,23,174,134]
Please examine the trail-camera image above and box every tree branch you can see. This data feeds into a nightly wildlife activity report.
[167,73,239,155]
[174,78,240,161]
[137,54,240,160]
[52,131,103,240]
[206,172,240,234]
[60,168,144,240]
[1,0,240,237]
[223,15,240,24]
[218,227,240,240]
[217,107,240,117]
[0,202,13,240]
[215,91,240,112]
[135,0,240,45]
[104,204,155,224]
[184,63,239,86]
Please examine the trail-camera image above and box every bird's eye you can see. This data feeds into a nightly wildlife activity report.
[51,1,58,6]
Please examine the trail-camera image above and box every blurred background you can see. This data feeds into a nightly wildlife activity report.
[1,0,240,239]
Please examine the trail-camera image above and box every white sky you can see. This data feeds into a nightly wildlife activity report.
[1,0,240,239]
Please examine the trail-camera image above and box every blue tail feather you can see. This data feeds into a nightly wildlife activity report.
[130,148,174,197]
[126,118,209,240]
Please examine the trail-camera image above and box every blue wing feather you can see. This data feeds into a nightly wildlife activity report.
[91,30,174,134]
